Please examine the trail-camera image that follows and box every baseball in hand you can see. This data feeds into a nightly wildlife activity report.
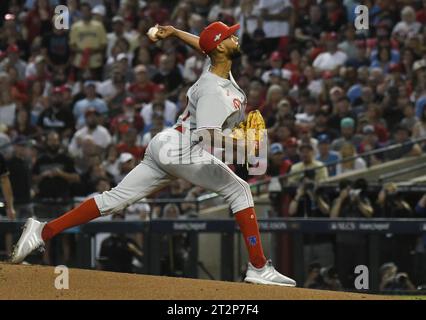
[147,26,159,42]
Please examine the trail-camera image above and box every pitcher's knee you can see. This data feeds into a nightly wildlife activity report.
[223,179,254,213]
[94,188,134,216]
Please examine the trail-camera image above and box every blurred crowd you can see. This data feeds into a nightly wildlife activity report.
[1,0,426,290]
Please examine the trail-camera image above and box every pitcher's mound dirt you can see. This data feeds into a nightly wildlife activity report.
[0,263,391,300]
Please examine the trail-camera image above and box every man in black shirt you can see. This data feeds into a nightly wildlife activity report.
[331,179,374,288]
[6,140,32,218]
[385,125,422,161]
[0,152,15,219]
[151,54,183,100]
[98,213,143,273]
[41,22,70,67]
[33,131,79,218]
[0,151,16,256]
[37,86,75,138]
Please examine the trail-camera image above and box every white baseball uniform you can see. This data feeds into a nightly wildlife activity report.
[94,63,254,216]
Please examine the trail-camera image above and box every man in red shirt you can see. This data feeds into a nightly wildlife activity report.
[110,96,144,135]
[116,127,145,161]
[416,0,426,24]
[127,64,159,104]
[267,142,292,177]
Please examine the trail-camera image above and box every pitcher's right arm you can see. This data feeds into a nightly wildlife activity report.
[155,25,203,53]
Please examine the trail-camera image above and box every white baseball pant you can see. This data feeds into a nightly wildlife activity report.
[94,128,254,215]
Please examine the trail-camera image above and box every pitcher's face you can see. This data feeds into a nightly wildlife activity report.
[223,35,241,59]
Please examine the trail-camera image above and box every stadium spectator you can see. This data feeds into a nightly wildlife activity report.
[336,142,367,175]
[379,262,416,291]
[128,64,159,104]
[331,117,363,152]
[313,32,347,72]
[140,86,178,127]
[0,152,15,220]
[377,183,416,276]
[331,178,373,288]
[312,111,338,141]
[392,6,422,41]
[10,108,38,141]
[6,139,34,219]
[0,144,16,255]
[69,108,112,158]
[0,72,17,127]
[113,152,136,185]
[257,0,292,54]
[33,130,80,221]
[0,45,27,81]
[141,113,169,148]
[110,96,144,135]
[261,84,284,121]
[151,53,183,98]
[69,2,107,80]
[99,212,143,273]
[116,127,145,161]
[73,81,108,129]
[329,97,356,133]
[358,124,383,165]
[289,177,329,218]
[401,103,419,134]
[345,40,370,69]
[283,137,300,164]
[37,86,75,136]
[106,15,130,58]
[385,125,423,161]
[182,49,206,83]
[316,134,339,177]
[267,143,292,177]
[287,144,328,184]
[413,102,426,144]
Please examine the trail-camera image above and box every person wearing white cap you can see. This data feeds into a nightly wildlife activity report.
[113,153,136,184]
[106,15,132,59]
[24,55,46,79]
[68,107,112,158]
[91,4,106,22]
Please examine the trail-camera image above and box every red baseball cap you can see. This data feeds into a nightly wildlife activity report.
[326,32,338,41]
[270,51,282,62]
[52,86,64,94]
[199,21,240,54]
[7,44,19,54]
[123,96,135,106]
[153,84,166,94]
[284,137,298,148]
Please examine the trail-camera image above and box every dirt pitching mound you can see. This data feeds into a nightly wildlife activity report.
[0,263,391,300]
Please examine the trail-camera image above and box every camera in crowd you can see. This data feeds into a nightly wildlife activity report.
[301,169,316,193]
[305,262,343,291]
[338,178,368,201]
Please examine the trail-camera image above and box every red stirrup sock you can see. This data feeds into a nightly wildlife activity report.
[235,207,267,269]
[41,198,101,241]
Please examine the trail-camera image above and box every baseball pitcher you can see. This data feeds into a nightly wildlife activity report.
[11,21,296,286]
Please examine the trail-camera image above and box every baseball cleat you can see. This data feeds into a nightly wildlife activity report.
[244,260,297,287]
[10,218,46,264]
